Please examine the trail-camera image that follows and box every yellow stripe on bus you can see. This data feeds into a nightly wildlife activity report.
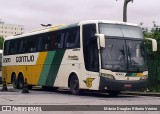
[31,52,48,84]
[137,73,143,77]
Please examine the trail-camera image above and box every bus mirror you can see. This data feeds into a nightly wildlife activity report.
[145,38,157,52]
[95,34,105,48]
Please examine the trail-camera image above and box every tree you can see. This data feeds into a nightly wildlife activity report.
[143,21,160,40]
[142,22,160,92]
[0,36,4,49]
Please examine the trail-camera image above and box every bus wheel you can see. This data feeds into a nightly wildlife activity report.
[18,74,24,89]
[28,85,33,90]
[108,91,121,96]
[11,74,17,89]
[69,75,80,95]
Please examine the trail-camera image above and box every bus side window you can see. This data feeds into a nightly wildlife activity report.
[30,36,39,52]
[64,27,80,48]
[9,39,19,55]
[18,38,24,54]
[4,41,9,55]
[24,39,29,53]
[59,32,64,48]
[49,32,56,50]
[55,31,64,49]
[38,33,50,51]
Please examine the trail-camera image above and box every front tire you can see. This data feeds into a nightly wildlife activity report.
[69,75,80,95]
[108,91,121,96]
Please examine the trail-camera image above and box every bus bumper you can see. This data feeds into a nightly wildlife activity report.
[99,76,147,91]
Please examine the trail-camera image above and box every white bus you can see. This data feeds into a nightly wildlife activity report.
[2,20,157,95]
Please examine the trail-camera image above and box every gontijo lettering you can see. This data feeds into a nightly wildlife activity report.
[16,55,34,62]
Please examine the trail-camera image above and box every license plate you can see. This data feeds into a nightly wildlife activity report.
[124,84,132,88]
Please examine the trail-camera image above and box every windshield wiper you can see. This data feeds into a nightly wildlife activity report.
[127,47,132,64]
[119,45,126,61]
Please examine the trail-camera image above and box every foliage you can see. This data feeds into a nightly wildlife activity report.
[143,25,160,92]
[0,36,4,49]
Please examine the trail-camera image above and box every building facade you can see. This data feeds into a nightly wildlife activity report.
[0,19,24,38]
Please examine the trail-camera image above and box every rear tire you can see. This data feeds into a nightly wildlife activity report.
[18,74,24,89]
[11,74,17,89]
[28,85,33,90]
[69,75,80,95]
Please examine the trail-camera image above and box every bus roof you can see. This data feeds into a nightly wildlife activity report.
[5,20,139,41]
[78,20,138,26]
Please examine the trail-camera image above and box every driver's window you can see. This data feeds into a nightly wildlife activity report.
[83,24,99,72]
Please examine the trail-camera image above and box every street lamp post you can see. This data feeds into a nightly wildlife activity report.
[116,0,133,22]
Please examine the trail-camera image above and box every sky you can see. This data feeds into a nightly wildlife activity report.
[0,0,159,32]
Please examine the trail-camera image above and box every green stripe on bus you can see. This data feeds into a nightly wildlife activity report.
[126,73,131,76]
[126,73,137,77]
[130,73,136,76]
[45,50,65,86]
[38,51,56,85]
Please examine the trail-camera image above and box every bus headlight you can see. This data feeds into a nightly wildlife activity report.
[101,73,115,80]
[140,75,148,80]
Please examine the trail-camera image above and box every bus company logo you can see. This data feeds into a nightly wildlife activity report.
[83,78,95,88]
[2,106,11,111]
[16,55,34,63]
[3,58,11,63]
[68,55,79,60]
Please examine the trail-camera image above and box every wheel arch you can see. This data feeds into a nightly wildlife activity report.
[11,72,16,83]
[18,72,24,78]
[68,72,79,88]
[18,72,24,79]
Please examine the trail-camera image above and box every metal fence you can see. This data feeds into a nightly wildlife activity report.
[148,54,160,92]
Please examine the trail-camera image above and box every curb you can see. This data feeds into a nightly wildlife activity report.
[122,91,160,97]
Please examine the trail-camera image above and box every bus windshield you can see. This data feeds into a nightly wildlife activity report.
[99,24,147,72]
[99,23,143,39]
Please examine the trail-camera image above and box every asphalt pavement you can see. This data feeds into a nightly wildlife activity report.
[0,84,160,97]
